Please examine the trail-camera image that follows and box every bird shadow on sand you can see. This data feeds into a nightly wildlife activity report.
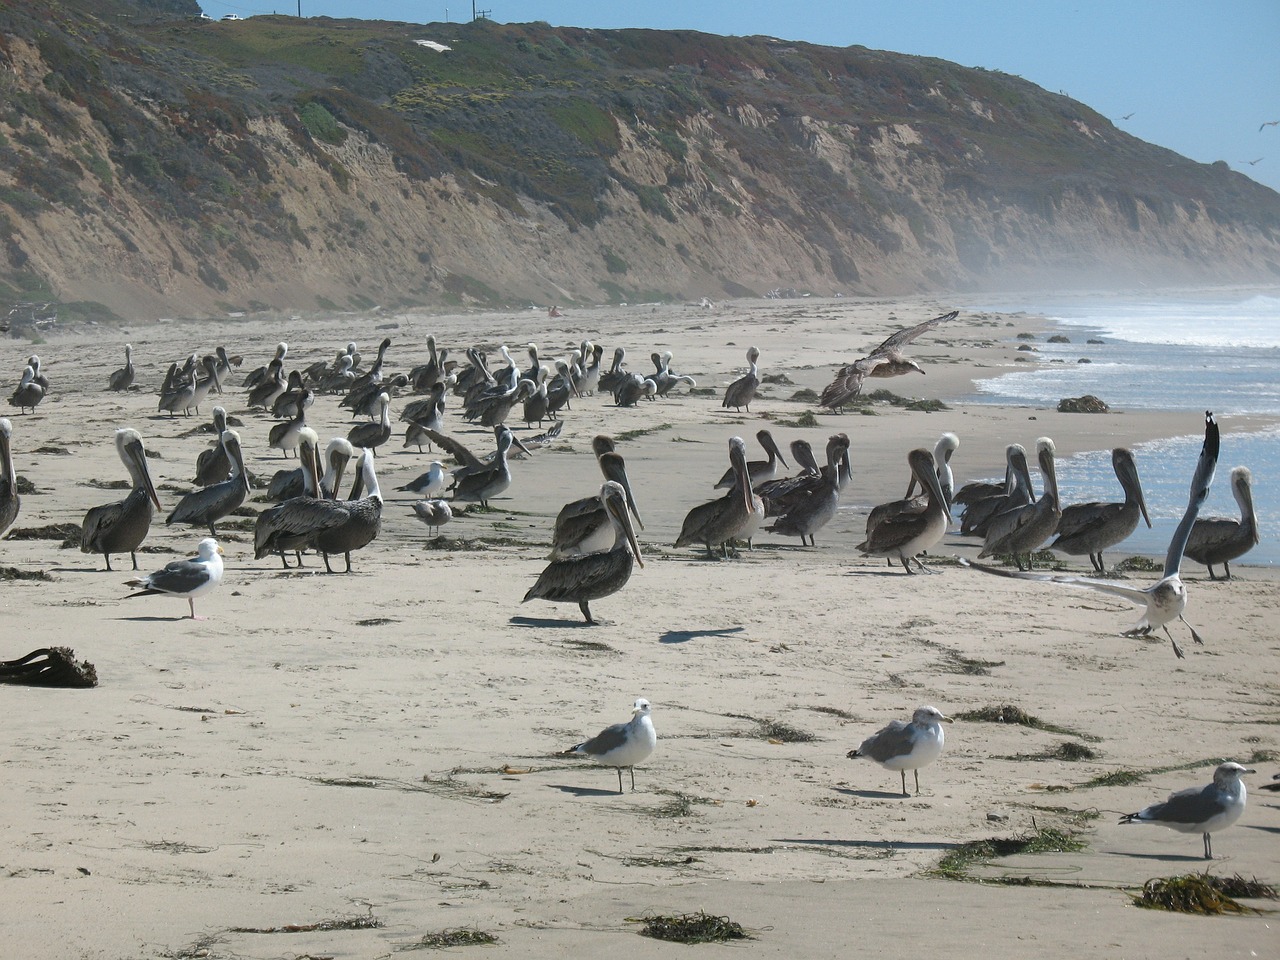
[1107,851,1213,863]
[839,567,930,578]
[833,786,916,800]
[547,784,624,798]
[115,615,197,623]
[776,836,953,852]
[510,615,601,629]
[659,626,745,644]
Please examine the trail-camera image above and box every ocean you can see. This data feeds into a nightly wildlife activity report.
[963,290,1280,568]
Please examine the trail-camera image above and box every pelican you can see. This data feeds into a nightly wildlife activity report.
[345,373,408,420]
[962,412,1219,659]
[549,446,644,559]
[856,447,950,573]
[319,354,355,393]
[1183,466,1259,579]
[0,418,18,538]
[524,480,644,624]
[246,358,287,411]
[108,344,135,392]
[865,433,959,542]
[522,367,552,427]
[242,342,287,389]
[713,428,789,490]
[9,364,45,414]
[722,346,760,412]
[309,449,383,573]
[271,370,310,419]
[765,433,849,545]
[81,428,162,571]
[960,444,1034,537]
[253,431,341,568]
[579,342,604,395]
[979,438,1060,570]
[346,393,392,453]
[268,390,311,458]
[124,537,225,620]
[819,310,959,412]
[451,427,515,507]
[411,498,453,535]
[546,359,579,416]
[759,440,822,516]
[597,346,628,394]
[1051,448,1151,573]
[318,437,355,499]
[166,430,250,536]
[348,337,392,393]
[674,436,765,559]
[613,374,656,407]
[193,408,231,486]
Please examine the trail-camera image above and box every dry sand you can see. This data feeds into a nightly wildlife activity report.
[2,297,1278,959]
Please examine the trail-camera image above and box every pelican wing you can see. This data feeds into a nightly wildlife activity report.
[421,429,484,468]
[524,549,627,603]
[1163,413,1219,578]
[1052,501,1122,543]
[81,499,126,550]
[867,310,959,357]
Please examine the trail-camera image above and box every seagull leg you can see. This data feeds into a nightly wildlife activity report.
[1179,615,1206,646]
[899,770,908,797]
[629,766,637,791]
[900,557,914,574]
[1203,832,1212,860]
[1162,625,1185,660]
[914,769,922,795]
[616,767,624,795]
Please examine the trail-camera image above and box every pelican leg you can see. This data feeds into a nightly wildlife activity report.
[130,551,139,571]
[912,556,937,574]
[344,551,353,574]
[103,553,114,572]
[1179,615,1206,647]
[1207,564,1220,580]
[1162,625,1186,660]
[1223,562,1232,580]
[1091,552,1105,574]
[277,551,290,569]
[322,552,335,574]
[578,600,596,625]
[207,523,217,537]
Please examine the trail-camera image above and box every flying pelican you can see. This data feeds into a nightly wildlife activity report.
[765,433,850,545]
[108,344,135,391]
[1183,465,1259,579]
[549,445,644,558]
[561,698,656,793]
[1120,761,1255,860]
[310,449,383,573]
[1051,448,1151,573]
[166,430,250,536]
[81,428,162,571]
[856,447,950,573]
[721,346,760,412]
[819,310,959,412]
[847,705,952,797]
[0,418,18,538]
[962,412,1219,659]
[978,438,1060,570]
[523,480,644,624]
[124,537,225,621]
[714,428,790,490]
[674,436,765,559]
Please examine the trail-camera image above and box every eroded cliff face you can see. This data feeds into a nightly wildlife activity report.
[2,21,1278,322]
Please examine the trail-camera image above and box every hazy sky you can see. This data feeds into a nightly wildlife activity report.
[197,0,1280,195]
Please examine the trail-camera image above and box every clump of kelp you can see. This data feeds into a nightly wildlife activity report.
[636,910,749,943]
[1131,873,1276,915]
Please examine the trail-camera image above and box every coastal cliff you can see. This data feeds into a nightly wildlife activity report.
[2,0,1278,321]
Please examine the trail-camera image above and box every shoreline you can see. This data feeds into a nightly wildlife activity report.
[3,296,1277,960]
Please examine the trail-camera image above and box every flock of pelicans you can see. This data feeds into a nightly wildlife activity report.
[1,309,1273,858]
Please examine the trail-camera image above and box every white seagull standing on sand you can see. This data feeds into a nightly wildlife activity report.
[847,705,952,796]
[962,412,1219,659]
[124,537,225,620]
[563,698,657,794]
[1119,761,1255,860]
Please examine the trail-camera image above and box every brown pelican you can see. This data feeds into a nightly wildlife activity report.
[0,418,18,538]
[81,428,162,571]
[866,433,960,546]
[1051,448,1151,573]
[579,342,604,395]
[522,367,552,427]
[8,363,45,414]
[160,355,221,417]
[1183,466,1259,579]
[856,447,950,573]
[979,438,1060,570]
[452,427,515,507]
[847,705,952,796]
[319,353,356,394]
[613,374,656,407]
[549,447,644,558]
[252,431,339,568]
[714,428,789,490]
[400,383,446,447]
[108,344,135,392]
[819,310,959,412]
[411,498,453,535]
[674,436,765,559]
[271,370,309,419]
[346,393,392,453]
[408,336,444,391]
[597,347,628,394]
[759,440,822,517]
[310,449,383,573]
[246,358,287,411]
[193,407,231,486]
[524,480,644,624]
[214,346,241,380]
[960,444,1033,537]
[242,342,287,389]
[962,412,1219,659]
[124,537,225,620]
[765,433,850,545]
[318,437,356,500]
[546,359,579,416]
[269,390,311,458]
[346,337,392,395]
[561,698,656,792]
[1120,762,1255,860]
[722,346,760,412]
[167,431,250,536]
[346,373,409,420]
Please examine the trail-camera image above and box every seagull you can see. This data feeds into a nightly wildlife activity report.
[961,412,1219,659]
[1119,762,1255,860]
[562,698,657,794]
[124,537,225,620]
[1239,158,1264,166]
[1259,120,1279,132]
[847,705,951,796]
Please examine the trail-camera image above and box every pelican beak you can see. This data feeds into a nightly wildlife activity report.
[132,439,162,510]
[608,490,644,569]
[511,435,535,458]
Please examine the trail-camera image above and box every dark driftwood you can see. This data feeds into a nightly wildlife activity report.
[0,647,98,687]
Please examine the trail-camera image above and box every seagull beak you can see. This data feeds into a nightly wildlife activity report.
[941,714,954,723]
[216,545,225,556]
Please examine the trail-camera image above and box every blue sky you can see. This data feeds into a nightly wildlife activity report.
[197,1,1280,195]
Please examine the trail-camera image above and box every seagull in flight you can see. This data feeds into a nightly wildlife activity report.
[1239,157,1264,166]
[1260,120,1280,132]
[962,412,1218,659]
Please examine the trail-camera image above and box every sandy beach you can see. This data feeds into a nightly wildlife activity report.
[2,297,1278,960]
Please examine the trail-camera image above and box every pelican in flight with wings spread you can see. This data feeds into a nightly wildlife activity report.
[962,412,1218,659]
[819,310,959,412]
